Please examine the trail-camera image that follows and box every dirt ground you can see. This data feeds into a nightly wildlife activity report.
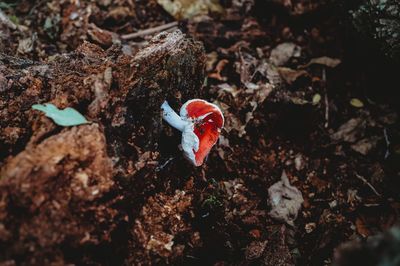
[0,0,399,265]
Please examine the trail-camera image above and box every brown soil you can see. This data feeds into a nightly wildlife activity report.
[0,0,399,265]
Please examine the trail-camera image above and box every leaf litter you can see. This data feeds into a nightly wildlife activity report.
[1,0,400,265]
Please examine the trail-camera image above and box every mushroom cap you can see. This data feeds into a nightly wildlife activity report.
[180,99,224,166]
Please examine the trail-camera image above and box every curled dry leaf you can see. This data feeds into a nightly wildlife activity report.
[245,241,268,260]
[17,36,34,54]
[331,118,366,143]
[268,171,304,226]
[208,59,229,81]
[87,23,119,48]
[269,42,301,66]
[278,67,308,84]
[351,137,380,155]
[157,0,224,19]
[300,56,341,68]
[217,83,241,98]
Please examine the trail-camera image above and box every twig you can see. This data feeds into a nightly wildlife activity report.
[0,9,17,30]
[121,21,178,40]
[155,157,174,172]
[322,67,329,128]
[383,128,390,159]
[355,173,381,197]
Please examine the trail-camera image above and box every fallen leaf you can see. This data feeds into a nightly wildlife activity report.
[32,103,89,127]
[254,61,282,86]
[312,93,321,105]
[308,172,329,193]
[277,67,308,84]
[245,241,268,260]
[205,52,218,72]
[268,171,304,226]
[17,37,34,54]
[305,222,316,233]
[269,42,301,66]
[331,118,365,143]
[208,59,229,81]
[300,56,341,68]
[355,216,371,237]
[217,83,241,98]
[351,137,379,155]
[350,98,364,108]
[249,229,261,238]
[290,97,309,105]
[157,0,223,19]
[87,23,118,47]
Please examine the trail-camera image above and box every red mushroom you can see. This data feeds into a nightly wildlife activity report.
[161,99,224,166]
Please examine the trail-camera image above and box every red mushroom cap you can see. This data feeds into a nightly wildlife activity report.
[180,99,224,166]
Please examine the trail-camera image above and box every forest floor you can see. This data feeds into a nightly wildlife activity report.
[0,0,399,265]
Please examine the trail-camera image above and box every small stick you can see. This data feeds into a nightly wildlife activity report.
[121,21,178,40]
[355,173,381,197]
[383,128,390,159]
[322,67,329,128]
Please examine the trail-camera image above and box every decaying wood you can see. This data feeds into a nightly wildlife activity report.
[0,30,205,160]
[0,30,205,264]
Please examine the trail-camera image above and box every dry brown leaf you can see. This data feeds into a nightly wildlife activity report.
[217,83,241,98]
[300,56,341,68]
[355,216,371,237]
[269,42,301,66]
[157,0,223,19]
[245,241,268,260]
[205,51,218,72]
[208,59,229,81]
[331,118,366,143]
[308,172,329,193]
[278,67,308,84]
[351,137,380,155]
[255,61,282,86]
[17,37,34,54]
[87,23,118,47]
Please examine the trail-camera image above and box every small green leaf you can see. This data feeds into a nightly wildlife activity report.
[32,103,88,126]
[312,93,321,105]
[350,98,364,108]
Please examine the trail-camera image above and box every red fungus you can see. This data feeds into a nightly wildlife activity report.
[161,99,224,166]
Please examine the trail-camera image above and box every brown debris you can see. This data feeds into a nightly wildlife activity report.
[130,190,200,264]
[0,124,115,264]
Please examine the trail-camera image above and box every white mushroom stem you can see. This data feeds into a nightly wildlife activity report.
[161,101,188,132]
[161,100,199,165]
